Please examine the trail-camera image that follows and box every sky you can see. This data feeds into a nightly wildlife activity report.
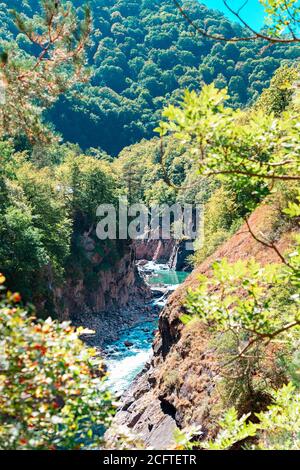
[200,0,265,31]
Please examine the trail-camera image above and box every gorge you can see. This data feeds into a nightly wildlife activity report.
[103,263,189,396]
[112,204,299,449]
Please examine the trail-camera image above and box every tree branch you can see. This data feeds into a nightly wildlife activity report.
[172,0,300,43]
[205,169,300,181]
[244,218,295,269]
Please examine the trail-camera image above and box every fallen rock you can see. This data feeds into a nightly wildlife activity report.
[136,259,149,266]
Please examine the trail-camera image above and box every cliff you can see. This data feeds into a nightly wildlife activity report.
[134,239,175,264]
[54,245,148,321]
[134,239,193,271]
[35,231,151,343]
[114,203,297,449]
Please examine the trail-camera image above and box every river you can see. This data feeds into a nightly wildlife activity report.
[103,264,189,396]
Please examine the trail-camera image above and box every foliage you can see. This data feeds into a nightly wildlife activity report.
[256,64,299,115]
[0,145,72,300]
[40,0,298,155]
[185,253,300,346]
[113,138,181,205]
[209,330,272,417]
[173,425,202,450]
[203,407,257,450]
[0,143,120,312]
[155,68,300,266]
[0,0,92,143]
[174,0,300,43]
[192,186,241,264]
[57,152,118,230]
[260,0,300,40]
[183,189,300,451]
[1,1,297,155]
[157,83,300,186]
[0,275,114,450]
[204,383,300,450]
[1,0,300,453]
[182,243,300,429]
[172,67,300,451]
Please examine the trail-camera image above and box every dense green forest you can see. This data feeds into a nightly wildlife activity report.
[1,0,299,154]
[1,0,300,453]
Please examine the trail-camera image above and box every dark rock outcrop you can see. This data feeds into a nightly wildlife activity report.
[36,228,155,345]
[113,363,179,449]
[168,240,194,271]
[54,243,152,345]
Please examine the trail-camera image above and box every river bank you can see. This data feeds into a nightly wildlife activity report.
[102,264,189,395]
[73,302,159,348]
[76,262,188,397]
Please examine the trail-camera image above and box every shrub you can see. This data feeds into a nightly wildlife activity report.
[192,186,241,265]
[203,383,300,450]
[0,275,114,450]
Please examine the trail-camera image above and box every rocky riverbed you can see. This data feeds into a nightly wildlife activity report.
[73,302,160,348]
[76,262,188,396]
[101,263,188,396]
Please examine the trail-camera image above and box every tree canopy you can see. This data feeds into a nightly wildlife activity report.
[2,0,298,155]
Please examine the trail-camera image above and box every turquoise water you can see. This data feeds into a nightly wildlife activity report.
[148,269,189,286]
[200,0,265,30]
[104,268,188,394]
[104,320,157,394]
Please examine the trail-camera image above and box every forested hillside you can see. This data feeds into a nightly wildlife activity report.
[1,0,298,154]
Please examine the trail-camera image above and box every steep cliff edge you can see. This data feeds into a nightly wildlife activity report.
[114,203,296,448]
[37,232,151,344]
[54,244,149,321]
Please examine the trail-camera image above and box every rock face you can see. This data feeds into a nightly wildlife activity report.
[134,239,175,264]
[134,238,193,271]
[54,248,149,321]
[114,204,296,448]
[49,232,151,325]
[114,363,179,450]
[168,240,194,271]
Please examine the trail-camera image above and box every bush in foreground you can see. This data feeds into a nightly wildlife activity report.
[0,274,114,450]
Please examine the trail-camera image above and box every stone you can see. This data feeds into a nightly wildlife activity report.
[168,239,194,271]
[136,259,148,266]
